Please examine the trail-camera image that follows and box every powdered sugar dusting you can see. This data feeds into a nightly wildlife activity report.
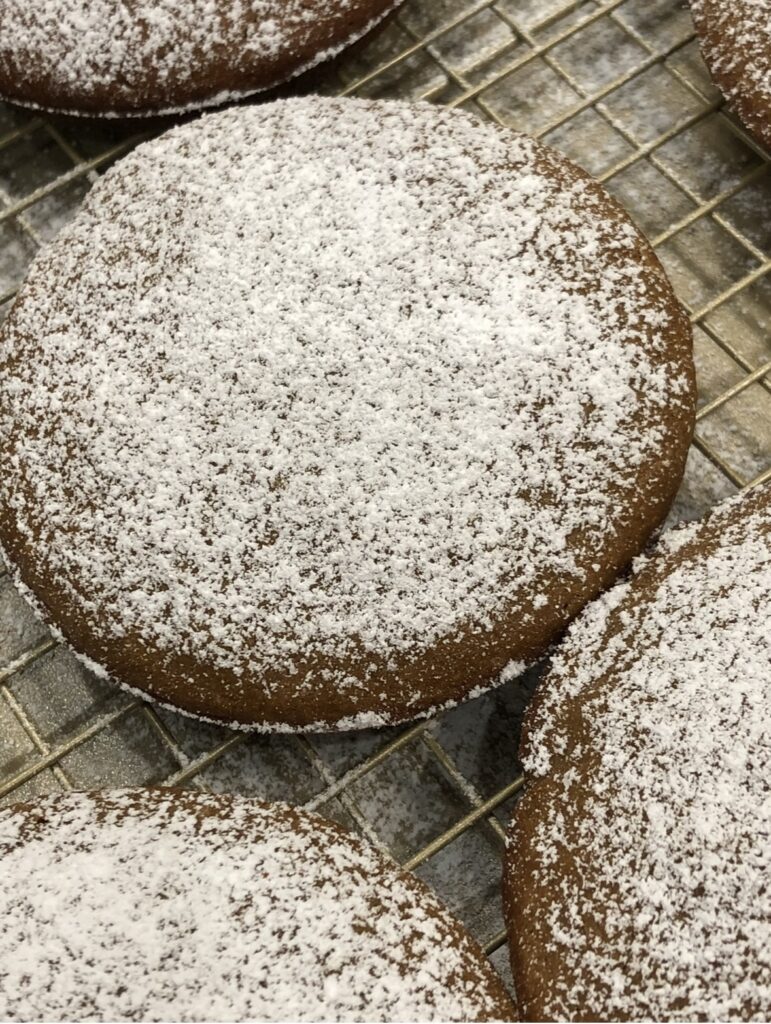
[0,0,399,116]
[516,485,771,1019]
[0,790,511,1022]
[0,532,525,732]
[0,98,692,722]
[691,0,771,144]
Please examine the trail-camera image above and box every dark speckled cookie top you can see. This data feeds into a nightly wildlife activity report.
[691,0,771,150]
[0,0,400,116]
[0,97,695,731]
[505,484,771,1021]
[0,789,515,1021]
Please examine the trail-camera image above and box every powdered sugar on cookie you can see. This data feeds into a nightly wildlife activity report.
[691,0,771,95]
[0,0,400,116]
[0,790,511,1021]
[691,0,771,147]
[515,485,771,1019]
[0,98,693,722]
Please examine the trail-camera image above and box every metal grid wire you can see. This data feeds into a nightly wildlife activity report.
[1,0,770,995]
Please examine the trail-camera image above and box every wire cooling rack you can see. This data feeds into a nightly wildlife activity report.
[1,0,770,999]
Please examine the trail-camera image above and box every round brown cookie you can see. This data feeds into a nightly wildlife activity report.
[0,96,695,732]
[0,789,515,1021]
[0,0,400,118]
[691,0,771,150]
[504,483,771,1022]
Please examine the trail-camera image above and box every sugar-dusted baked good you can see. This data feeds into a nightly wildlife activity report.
[0,789,514,1022]
[0,97,695,731]
[691,0,771,150]
[0,0,399,117]
[504,484,771,1021]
